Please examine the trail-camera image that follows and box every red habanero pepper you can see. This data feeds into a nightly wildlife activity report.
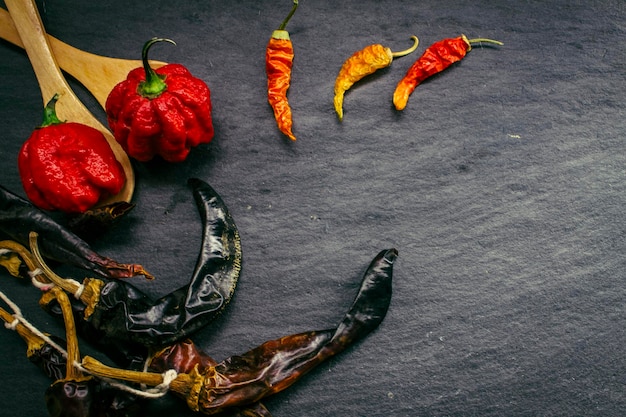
[106,38,214,162]
[266,0,299,141]
[18,94,125,213]
[393,35,503,111]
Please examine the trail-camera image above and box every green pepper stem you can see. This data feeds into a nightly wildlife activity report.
[467,37,504,46]
[391,36,419,58]
[139,37,176,99]
[39,94,64,127]
[278,0,298,30]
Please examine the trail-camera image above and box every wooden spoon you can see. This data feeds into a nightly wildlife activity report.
[0,7,166,110]
[4,0,134,205]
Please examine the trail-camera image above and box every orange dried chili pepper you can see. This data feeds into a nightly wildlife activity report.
[334,36,418,121]
[266,0,299,141]
[393,35,503,111]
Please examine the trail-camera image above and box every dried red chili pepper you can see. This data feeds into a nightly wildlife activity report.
[393,35,503,111]
[0,184,152,280]
[334,36,418,121]
[84,248,397,415]
[106,38,214,162]
[266,0,299,141]
[18,94,126,213]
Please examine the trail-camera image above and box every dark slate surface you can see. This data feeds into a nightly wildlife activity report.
[0,0,625,416]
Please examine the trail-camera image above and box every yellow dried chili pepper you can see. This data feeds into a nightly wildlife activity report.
[334,36,418,121]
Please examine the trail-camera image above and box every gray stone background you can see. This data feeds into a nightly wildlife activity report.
[0,0,624,416]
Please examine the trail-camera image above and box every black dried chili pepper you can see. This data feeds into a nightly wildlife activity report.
[0,184,152,280]
[84,248,397,415]
[36,178,241,367]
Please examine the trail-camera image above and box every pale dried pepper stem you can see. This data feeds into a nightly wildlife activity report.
[0,239,48,285]
[462,35,504,51]
[50,286,85,380]
[0,306,47,355]
[29,231,104,316]
[82,355,180,388]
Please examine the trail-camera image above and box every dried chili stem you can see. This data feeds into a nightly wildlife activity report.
[50,287,84,380]
[463,35,503,52]
[82,355,169,386]
[0,306,46,353]
[29,232,81,294]
[278,0,298,30]
[0,239,49,285]
[29,232,103,311]
[391,35,419,57]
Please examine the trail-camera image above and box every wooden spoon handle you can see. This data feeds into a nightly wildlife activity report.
[4,0,80,116]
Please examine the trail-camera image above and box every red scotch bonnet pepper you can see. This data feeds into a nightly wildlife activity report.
[106,38,214,163]
[18,94,126,213]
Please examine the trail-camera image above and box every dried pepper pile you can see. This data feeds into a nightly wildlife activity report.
[0,176,397,416]
[0,0,507,415]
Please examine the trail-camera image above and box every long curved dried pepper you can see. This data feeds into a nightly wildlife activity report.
[0,184,152,280]
[393,35,503,111]
[35,178,241,368]
[334,36,418,121]
[83,249,397,415]
[266,0,299,141]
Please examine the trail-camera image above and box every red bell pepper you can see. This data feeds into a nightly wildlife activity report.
[18,94,126,213]
[105,38,214,163]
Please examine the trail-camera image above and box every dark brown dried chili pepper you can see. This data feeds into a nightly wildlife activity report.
[266,0,299,141]
[0,184,152,280]
[393,34,503,111]
[334,36,418,121]
[149,339,272,417]
[34,178,241,368]
[83,248,397,415]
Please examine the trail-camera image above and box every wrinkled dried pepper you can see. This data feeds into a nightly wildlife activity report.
[334,36,418,121]
[106,38,214,162]
[18,94,126,213]
[82,248,397,415]
[34,178,241,368]
[149,339,272,417]
[393,35,503,111]
[266,0,299,141]
[0,184,151,280]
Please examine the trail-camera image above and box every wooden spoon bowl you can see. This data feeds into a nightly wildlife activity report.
[4,0,137,205]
